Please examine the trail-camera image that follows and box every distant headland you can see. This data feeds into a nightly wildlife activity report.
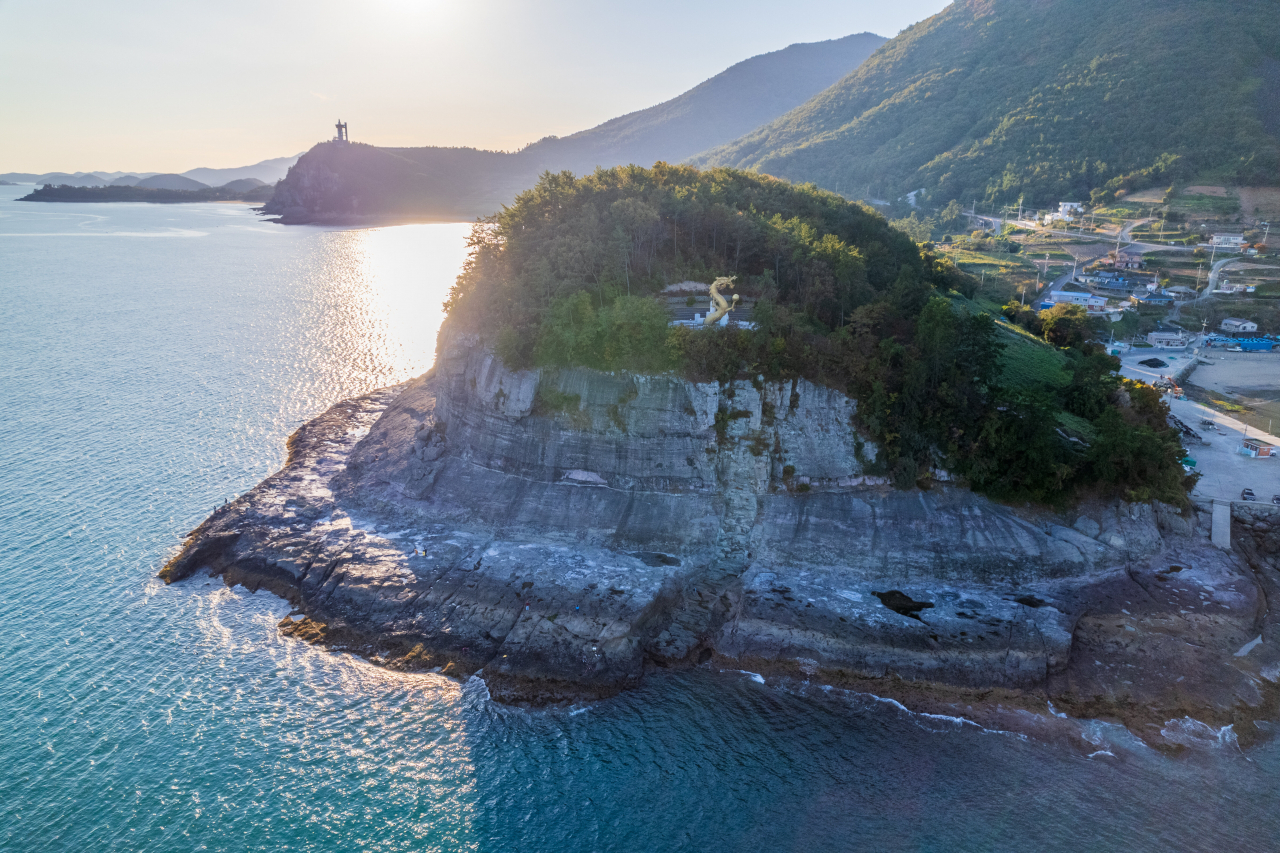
[18,182,274,204]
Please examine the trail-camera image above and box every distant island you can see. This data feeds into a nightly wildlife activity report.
[0,180,15,186]
[18,182,275,204]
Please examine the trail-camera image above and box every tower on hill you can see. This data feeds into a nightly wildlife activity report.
[334,121,349,143]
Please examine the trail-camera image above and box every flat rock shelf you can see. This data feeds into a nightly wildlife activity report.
[162,328,1280,746]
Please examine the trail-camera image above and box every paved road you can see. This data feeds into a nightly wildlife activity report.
[1119,217,1155,241]
[1118,346,1280,503]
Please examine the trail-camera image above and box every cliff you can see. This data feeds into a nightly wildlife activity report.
[162,331,1280,742]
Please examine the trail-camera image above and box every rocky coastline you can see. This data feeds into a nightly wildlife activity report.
[162,329,1280,746]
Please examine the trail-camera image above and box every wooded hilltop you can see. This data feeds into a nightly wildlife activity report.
[445,165,1193,505]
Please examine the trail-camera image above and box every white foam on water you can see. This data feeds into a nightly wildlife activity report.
[1160,717,1241,751]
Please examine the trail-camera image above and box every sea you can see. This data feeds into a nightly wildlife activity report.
[2,185,1279,852]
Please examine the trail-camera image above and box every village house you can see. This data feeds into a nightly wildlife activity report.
[1131,291,1174,307]
[1059,202,1084,216]
[1211,233,1246,249]
[1239,437,1276,458]
[1110,251,1144,270]
[1039,291,1109,314]
[1220,317,1259,334]
[1146,330,1189,349]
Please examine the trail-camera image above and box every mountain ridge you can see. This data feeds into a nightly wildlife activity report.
[517,33,886,174]
[693,0,1280,206]
[264,33,887,222]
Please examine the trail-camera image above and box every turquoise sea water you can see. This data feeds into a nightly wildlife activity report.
[2,186,1280,852]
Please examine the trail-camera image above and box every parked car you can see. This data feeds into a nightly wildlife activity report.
[1272,495,1280,506]
[1242,488,1257,501]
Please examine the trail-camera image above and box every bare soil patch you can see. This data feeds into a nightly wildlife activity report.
[1238,187,1280,221]
[1184,185,1231,197]
[1125,188,1166,202]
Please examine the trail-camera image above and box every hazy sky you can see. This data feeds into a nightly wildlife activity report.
[0,0,951,174]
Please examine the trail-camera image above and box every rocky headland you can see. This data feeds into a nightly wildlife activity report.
[162,329,1280,746]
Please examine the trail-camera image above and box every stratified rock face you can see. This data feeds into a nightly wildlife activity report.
[162,329,1280,734]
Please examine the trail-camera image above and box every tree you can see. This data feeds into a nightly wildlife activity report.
[1039,303,1090,348]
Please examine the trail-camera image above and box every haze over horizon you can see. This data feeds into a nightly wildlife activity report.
[0,0,950,175]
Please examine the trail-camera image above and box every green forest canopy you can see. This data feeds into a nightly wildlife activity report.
[445,165,1192,505]
[692,0,1280,208]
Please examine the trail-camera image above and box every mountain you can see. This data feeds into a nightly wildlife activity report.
[137,174,210,190]
[264,33,887,223]
[217,177,267,191]
[517,33,886,175]
[109,175,141,186]
[264,143,531,223]
[180,155,301,187]
[34,172,108,187]
[693,0,1280,207]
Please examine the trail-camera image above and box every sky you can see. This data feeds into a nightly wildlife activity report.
[0,0,952,174]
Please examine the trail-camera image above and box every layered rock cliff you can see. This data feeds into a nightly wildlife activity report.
[162,330,1280,741]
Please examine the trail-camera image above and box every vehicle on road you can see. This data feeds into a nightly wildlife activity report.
[1242,488,1257,501]
[1272,494,1280,506]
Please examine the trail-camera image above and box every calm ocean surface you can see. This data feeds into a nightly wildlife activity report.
[2,186,1279,852]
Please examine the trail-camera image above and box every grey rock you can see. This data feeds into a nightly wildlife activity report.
[159,331,1280,740]
[1072,516,1101,538]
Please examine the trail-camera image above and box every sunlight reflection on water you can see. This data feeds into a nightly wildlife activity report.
[290,224,470,393]
[6,192,1280,853]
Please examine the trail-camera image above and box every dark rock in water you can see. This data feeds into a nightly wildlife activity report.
[161,327,1280,744]
[873,590,934,620]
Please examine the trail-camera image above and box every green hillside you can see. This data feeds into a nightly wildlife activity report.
[446,165,1192,505]
[694,0,1280,207]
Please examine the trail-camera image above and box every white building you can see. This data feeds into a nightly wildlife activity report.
[1059,202,1084,215]
[1040,291,1109,314]
[1146,331,1189,349]
[1221,317,1258,333]
[1211,233,1246,249]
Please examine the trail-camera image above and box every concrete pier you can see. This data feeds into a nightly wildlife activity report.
[1212,499,1232,549]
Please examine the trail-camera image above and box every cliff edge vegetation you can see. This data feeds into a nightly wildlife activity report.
[446,165,1193,504]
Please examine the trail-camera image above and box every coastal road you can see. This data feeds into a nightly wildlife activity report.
[1119,348,1280,504]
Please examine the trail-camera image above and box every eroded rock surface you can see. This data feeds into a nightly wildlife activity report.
[162,331,1280,741]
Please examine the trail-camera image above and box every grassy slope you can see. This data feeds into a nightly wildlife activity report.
[947,291,1071,391]
[694,0,1280,206]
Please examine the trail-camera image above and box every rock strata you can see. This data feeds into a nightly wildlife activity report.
[162,330,1280,743]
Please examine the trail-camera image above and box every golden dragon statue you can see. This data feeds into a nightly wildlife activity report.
[703,276,740,326]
